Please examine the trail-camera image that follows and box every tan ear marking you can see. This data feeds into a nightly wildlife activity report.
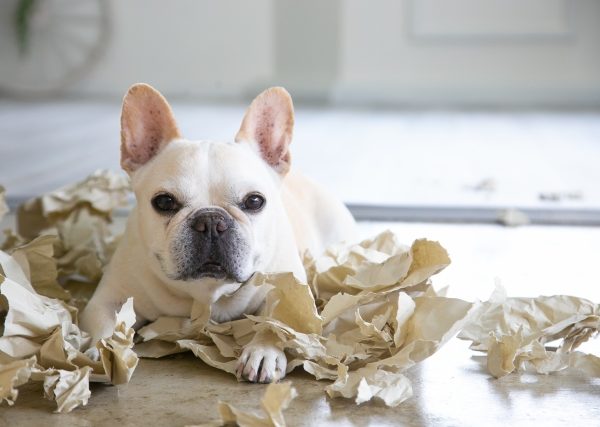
[120,83,181,173]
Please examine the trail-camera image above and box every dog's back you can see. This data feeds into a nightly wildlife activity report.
[283,170,357,257]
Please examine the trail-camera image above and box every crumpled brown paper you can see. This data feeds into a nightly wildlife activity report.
[2,171,599,416]
[0,355,93,412]
[137,231,477,407]
[0,257,138,409]
[9,235,70,301]
[191,382,297,427]
[0,356,36,405]
[39,365,93,413]
[16,169,130,240]
[459,285,600,378]
[8,170,130,300]
[0,250,138,410]
[0,172,138,412]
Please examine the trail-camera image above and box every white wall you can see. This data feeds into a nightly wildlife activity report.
[71,0,274,100]
[1,0,599,107]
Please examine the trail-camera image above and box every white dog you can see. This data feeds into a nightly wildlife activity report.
[80,84,356,383]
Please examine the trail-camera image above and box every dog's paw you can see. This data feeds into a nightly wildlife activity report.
[235,343,287,383]
[84,346,100,361]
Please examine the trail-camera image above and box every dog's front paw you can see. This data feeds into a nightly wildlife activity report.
[84,346,100,361]
[235,343,287,383]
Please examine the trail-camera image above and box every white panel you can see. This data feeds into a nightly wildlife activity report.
[411,0,569,37]
[333,0,600,107]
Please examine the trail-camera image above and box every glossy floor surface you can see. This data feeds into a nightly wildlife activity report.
[4,339,599,427]
[1,217,599,426]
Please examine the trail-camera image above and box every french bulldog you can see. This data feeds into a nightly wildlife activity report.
[79,84,357,383]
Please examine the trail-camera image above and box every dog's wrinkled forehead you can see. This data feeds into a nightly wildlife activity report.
[132,139,277,205]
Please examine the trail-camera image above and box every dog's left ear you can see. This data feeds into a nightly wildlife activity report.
[235,87,294,175]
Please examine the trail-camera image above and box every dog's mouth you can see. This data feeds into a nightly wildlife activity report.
[195,262,228,279]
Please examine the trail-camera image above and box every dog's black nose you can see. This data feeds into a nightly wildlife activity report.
[191,209,231,236]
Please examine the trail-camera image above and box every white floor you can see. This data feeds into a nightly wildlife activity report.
[358,222,600,304]
[1,101,599,304]
[1,101,600,210]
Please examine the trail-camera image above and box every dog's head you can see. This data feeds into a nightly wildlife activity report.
[120,84,296,285]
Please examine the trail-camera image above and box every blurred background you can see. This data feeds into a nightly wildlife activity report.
[1,0,599,300]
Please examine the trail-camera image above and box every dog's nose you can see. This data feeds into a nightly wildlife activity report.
[191,210,230,235]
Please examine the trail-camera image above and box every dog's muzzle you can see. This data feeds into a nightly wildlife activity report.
[170,207,248,282]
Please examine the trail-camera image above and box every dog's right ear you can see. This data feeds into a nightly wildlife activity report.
[120,83,181,174]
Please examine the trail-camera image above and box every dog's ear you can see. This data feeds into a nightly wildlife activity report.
[235,87,294,175]
[120,83,181,173]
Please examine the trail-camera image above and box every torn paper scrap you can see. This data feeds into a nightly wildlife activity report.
[0,356,93,413]
[0,262,77,350]
[324,295,476,406]
[255,272,322,335]
[190,382,297,427]
[9,234,71,301]
[16,169,130,239]
[41,366,92,413]
[306,230,450,301]
[325,364,413,407]
[459,286,600,378]
[11,170,129,288]
[97,297,139,385]
[0,185,8,222]
[496,208,530,227]
[0,356,36,406]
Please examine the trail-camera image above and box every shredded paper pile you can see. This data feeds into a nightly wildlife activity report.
[0,172,598,421]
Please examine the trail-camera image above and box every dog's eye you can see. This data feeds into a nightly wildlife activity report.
[152,193,180,213]
[242,193,266,212]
